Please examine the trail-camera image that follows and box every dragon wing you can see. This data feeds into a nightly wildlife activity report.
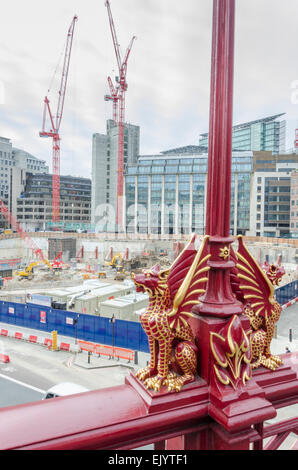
[166,233,198,302]
[236,235,275,318]
[167,235,210,330]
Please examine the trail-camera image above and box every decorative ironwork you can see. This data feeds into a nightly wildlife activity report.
[210,314,252,390]
[235,236,284,371]
[219,246,230,260]
[132,235,210,392]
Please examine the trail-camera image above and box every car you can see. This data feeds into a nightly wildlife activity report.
[42,382,89,399]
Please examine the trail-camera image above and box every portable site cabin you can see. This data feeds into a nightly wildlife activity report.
[72,284,133,315]
[99,292,149,321]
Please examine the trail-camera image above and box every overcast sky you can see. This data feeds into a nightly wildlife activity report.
[1,0,298,178]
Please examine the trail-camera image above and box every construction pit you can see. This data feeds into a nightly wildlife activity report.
[0,235,177,322]
[0,233,297,323]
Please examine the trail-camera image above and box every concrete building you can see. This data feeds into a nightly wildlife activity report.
[15,173,91,232]
[199,114,286,155]
[248,155,298,238]
[91,120,140,231]
[290,170,298,237]
[248,172,291,238]
[0,137,49,228]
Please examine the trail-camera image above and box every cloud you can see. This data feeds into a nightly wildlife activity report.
[0,0,297,179]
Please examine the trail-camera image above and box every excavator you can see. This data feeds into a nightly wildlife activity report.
[104,252,128,280]
[15,258,53,280]
[15,262,41,280]
[105,253,123,268]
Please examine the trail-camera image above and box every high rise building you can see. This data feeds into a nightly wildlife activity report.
[199,114,286,154]
[91,120,140,231]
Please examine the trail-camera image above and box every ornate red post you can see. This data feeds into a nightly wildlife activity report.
[190,0,277,448]
[128,0,298,452]
[196,0,242,319]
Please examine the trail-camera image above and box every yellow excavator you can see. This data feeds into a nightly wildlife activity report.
[15,262,40,280]
[15,258,52,280]
[105,253,123,268]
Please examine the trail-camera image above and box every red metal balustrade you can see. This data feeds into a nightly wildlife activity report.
[0,354,297,450]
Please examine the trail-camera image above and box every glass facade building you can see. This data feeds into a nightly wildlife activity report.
[199,114,286,155]
[124,151,253,236]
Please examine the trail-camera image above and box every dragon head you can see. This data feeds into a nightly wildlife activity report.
[131,264,169,297]
[261,261,286,286]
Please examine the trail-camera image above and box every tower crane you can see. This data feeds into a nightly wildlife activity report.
[40,15,78,225]
[104,0,136,231]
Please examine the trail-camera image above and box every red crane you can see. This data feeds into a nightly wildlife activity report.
[104,0,136,230]
[40,15,78,225]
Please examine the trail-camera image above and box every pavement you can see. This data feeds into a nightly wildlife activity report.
[0,320,150,369]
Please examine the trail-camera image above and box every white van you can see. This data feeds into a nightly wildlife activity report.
[42,382,89,399]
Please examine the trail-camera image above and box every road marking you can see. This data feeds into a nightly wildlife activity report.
[0,373,46,394]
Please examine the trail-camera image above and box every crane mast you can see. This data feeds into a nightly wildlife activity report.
[104,0,135,231]
[40,15,78,225]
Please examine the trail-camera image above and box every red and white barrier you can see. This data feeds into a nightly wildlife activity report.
[0,353,9,363]
[281,297,298,311]
[28,335,38,344]
[0,328,75,352]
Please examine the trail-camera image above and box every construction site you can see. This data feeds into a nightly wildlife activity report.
[0,229,297,324]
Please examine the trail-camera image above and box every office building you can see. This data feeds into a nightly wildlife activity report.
[91,120,140,231]
[0,137,49,228]
[248,154,298,238]
[124,150,253,236]
[199,114,286,155]
[290,170,298,236]
[15,173,91,232]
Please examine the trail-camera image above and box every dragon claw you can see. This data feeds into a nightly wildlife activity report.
[144,375,165,392]
[135,366,157,382]
[270,355,283,366]
[259,354,283,371]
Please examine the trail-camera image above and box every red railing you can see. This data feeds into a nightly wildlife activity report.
[0,380,210,450]
[0,354,298,450]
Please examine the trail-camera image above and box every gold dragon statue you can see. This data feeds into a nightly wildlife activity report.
[132,235,210,392]
[231,235,285,371]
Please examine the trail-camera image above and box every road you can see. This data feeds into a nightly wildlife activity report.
[0,333,136,409]
[0,374,44,407]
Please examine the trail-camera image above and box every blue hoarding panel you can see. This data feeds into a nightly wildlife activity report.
[0,279,295,353]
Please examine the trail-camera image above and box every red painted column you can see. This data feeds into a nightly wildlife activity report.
[194,0,242,319]
[205,0,235,238]
[190,1,277,442]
